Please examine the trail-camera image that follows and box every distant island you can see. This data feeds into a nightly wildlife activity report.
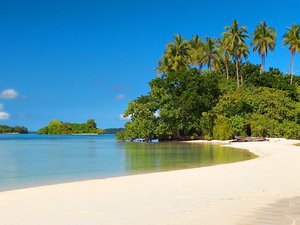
[0,125,28,134]
[38,119,104,135]
[103,128,124,134]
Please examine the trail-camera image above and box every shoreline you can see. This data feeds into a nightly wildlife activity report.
[1,139,300,224]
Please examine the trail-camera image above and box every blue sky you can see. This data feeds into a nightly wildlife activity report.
[0,0,299,130]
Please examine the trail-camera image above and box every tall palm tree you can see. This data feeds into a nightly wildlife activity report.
[251,21,276,74]
[217,37,231,79]
[283,24,300,84]
[201,37,219,71]
[188,35,204,70]
[222,20,249,87]
[236,42,250,84]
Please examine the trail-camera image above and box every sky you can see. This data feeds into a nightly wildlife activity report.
[0,0,300,131]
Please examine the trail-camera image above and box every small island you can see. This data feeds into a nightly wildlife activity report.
[38,119,104,135]
[0,125,28,134]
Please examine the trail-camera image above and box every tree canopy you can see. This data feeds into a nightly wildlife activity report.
[38,119,104,135]
[119,20,300,141]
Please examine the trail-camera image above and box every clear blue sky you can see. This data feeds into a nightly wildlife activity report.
[0,0,299,131]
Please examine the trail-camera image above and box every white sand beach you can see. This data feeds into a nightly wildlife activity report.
[1,139,300,225]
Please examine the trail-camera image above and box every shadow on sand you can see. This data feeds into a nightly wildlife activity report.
[240,196,300,225]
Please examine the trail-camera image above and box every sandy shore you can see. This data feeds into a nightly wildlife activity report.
[1,139,300,225]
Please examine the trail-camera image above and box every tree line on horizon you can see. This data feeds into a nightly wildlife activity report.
[0,125,28,134]
[118,20,300,141]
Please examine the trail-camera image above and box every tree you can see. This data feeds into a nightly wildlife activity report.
[156,34,190,76]
[235,42,249,84]
[251,21,276,74]
[223,20,249,87]
[283,24,300,84]
[217,37,231,79]
[87,119,97,129]
[188,35,204,69]
[201,37,219,71]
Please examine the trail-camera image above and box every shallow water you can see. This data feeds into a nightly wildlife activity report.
[0,134,256,191]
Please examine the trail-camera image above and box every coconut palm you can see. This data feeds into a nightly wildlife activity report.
[222,20,249,87]
[201,37,219,71]
[165,34,190,70]
[236,42,250,84]
[283,24,300,84]
[154,57,173,76]
[189,35,204,69]
[217,37,231,79]
[251,21,276,74]
[155,34,190,76]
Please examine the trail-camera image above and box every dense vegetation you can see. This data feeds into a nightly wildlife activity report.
[0,125,28,134]
[104,128,124,134]
[38,119,104,135]
[118,20,300,141]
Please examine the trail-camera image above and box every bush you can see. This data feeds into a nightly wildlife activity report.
[275,121,300,139]
[247,114,279,137]
[212,116,232,140]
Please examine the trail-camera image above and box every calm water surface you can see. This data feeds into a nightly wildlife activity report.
[0,134,256,191]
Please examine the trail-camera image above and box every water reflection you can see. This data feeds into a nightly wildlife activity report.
[123,142,256,173]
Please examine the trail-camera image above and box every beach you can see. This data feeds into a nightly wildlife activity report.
[1,139,300,225]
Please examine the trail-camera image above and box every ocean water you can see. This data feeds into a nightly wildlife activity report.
[0,134,255,191]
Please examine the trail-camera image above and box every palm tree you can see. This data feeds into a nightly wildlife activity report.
[201,37,219,71]
[217,37,231,79]
[283,24,300,84]
[155,34,190,76]
[166,34,191,70]
[154,57,173,76]
[236,42,250,84]
[189,35,204,70]
[251,21,276,74]
[222,20,249,87]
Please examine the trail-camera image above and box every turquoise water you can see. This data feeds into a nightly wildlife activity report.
[0,134,255,191]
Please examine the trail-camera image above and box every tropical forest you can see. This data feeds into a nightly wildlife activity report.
[118,20,300,141]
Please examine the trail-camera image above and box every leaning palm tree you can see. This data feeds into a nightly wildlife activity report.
[155,34,191,76]
[217,37,231,79]
[188,35,204,69]
[251,21,276,74]
[201,37,219,71]
[222,20,249,87]
[283,24,300,84]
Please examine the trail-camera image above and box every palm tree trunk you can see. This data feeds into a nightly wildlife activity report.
[260,54,265,74]
[235,59,239,87]
[291,52,295,84]
[226,64,229,79]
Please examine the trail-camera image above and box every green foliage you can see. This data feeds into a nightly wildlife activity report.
[212,116,246,140]
[0,125,28,134]
[123,69,220,140]
[121,22,300,140]
[104,128,124,134]
[115,130,126,140]
[247,114,279,137]
[212,116,232,140]
[38,119,104,135]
